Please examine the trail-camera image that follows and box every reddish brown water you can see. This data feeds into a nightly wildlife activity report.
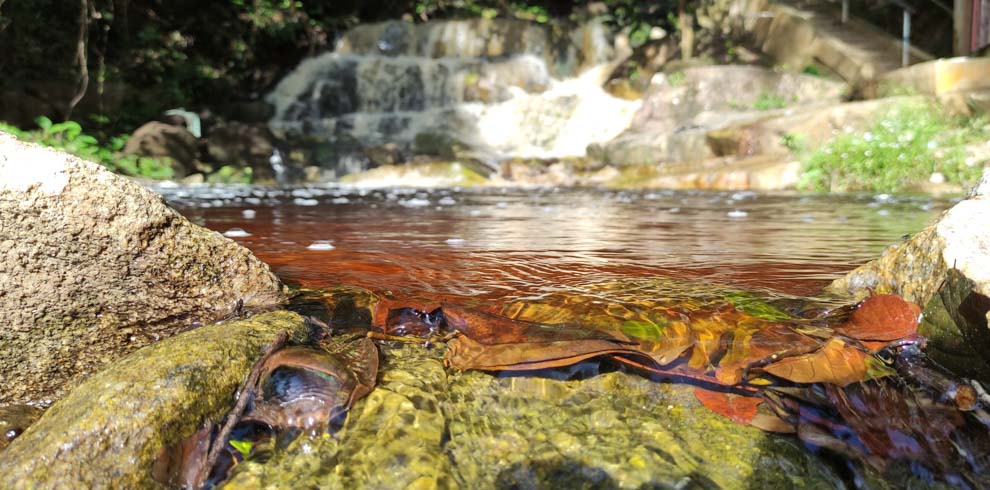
[158,184,990,486]
[160,185,951,305]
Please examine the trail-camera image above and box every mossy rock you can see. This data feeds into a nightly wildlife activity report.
[0,311,310,489]
[221,342,861,489]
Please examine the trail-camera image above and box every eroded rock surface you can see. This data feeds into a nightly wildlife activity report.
[0,311,309,489]
[0,132,285,404]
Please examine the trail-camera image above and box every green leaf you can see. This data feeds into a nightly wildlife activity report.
[620,319,665,341]
[229,439,253,459]
[724,293,792,321]
[35,116,53,131]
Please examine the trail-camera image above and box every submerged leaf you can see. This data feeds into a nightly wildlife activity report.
[694,387,762,425]
[445,335,651,371]
[836,294,921,341]
[762,338,868,387]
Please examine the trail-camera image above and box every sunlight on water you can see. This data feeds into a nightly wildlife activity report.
[159,185,952,303]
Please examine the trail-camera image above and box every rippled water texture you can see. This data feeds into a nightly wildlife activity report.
[160,185,951,303]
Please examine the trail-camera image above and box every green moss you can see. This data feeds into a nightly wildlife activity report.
[0,311,309,489]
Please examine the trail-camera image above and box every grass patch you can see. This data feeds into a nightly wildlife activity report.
[798,100,987,192]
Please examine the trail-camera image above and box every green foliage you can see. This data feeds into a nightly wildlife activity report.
[228,439,254,459]
[0,117,173,179]
[781,133,806,154]
[666,71,685,86]
[752,92,790,111]
[799,101,987,192]
[723,292,792,321]
[801,65,821,76]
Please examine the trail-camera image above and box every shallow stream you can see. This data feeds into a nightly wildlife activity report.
[157,184,982,488]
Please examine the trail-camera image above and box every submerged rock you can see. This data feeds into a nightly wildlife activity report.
[0,311,309,489]
[221,342,859,489]
[0,133,286,404]
[828,171,990,378]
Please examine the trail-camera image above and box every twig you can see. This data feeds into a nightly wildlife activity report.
[195,330,288,487]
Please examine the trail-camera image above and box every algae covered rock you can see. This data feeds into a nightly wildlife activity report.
[0,132,286,404]
[828,170,990,378]
[222,342,851,489]
[0,310,310,489]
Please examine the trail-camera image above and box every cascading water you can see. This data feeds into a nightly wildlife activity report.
[266,18,641,176]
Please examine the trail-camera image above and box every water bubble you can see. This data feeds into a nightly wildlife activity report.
[445,238,466,246]
[291,189,313,198]
[223,228,251,238]
[293,198,319,206]
[306,241,335,251]
[438,196,457,206]
[496,202,508,209]
[331,197,350,204]
[727,210,748,218]
[400,198,431,208]
[242,209,257,219]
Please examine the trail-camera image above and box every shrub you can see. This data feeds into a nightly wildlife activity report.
[0,117,174,179]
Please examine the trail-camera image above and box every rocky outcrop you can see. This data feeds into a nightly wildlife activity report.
[0,311,309,489]
[593,65,846,167]
[827,170,990,378]
[0,132,285,404]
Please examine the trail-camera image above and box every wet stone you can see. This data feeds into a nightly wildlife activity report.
[222,342,861,489]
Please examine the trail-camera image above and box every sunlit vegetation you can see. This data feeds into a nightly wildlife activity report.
[0,118,173,179]
[799,100,988,192]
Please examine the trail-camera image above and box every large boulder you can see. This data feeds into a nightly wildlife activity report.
[594,65,846,167]
[0,132,286,404]
[122,121,201,177]
[0,311,310,489]
[827,170,990,378]
[205,122,278,182]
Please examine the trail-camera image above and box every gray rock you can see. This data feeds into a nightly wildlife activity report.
[0,132,285,404]
[122,121,201,177]
[827,169,990,378]
[0,311,310,489]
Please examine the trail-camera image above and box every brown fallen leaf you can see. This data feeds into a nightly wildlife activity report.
[715,324,822,385]
[835,294,921,341]
[762,338,868,387]
[442,304,631,345]
[694,387,762,425]
[445,335,653,371]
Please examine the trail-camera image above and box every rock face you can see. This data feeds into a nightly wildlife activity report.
[0,132,285,404]
[594,65,846,167]
[827,171,990,378]
[122,121,201,177]
[0,311,310,489]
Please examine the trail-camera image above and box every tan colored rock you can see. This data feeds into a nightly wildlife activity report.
[122,121,201,177]
[0,132,286,404]
[0,311,309,489]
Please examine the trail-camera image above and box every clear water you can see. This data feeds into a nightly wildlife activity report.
[156,184,989,488]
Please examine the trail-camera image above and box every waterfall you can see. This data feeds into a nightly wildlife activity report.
[266,18,639,174]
